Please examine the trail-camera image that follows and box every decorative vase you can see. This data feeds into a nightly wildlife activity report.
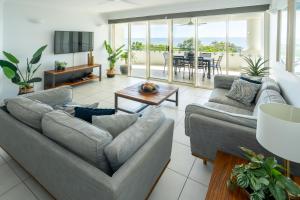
[18,86,34,95]
[120,64,128,75]
[88,50,94,65]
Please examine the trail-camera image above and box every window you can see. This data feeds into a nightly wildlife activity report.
[295,1,300,74]
[280,9,288,64]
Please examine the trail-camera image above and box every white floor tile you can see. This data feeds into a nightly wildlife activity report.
[0,164,21,196]
[24,178,54,200]
[0,183,37,200]
[179,179,208,200]
[148,169,186,200]
[168,142,195,176]
[173,123,190,147]
[189,159,213,186]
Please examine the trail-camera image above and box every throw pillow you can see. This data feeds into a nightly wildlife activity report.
[226,79,261,106]
[54,102,99,115]
[104,106,166,172]
[92,113,139,138]
[74,107,116,123]
[42,110,113,175]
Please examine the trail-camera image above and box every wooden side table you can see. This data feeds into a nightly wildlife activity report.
[205,151,300,200]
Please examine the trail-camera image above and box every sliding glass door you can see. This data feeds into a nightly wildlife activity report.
[196,16,226,88]
[111,11,265,88]
[149,20,169,80]
[172,18,196,84]
[130,22,147,78]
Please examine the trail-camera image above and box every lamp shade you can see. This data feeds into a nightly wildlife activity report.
[256,103,300,163]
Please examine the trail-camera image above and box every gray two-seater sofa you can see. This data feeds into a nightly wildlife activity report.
[0,86,174,200]
[185,75,300,176]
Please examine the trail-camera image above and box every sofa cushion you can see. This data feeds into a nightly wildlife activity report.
[42,110,113,175]
[6,97,53,131]
[92,113,139,138]
[226,79,261,106]
[25,86,72,107]
[240,75,262,84]
[255,77,281,103]
[74,107,116,123]
[253,90,286,116]
[209,88,254,111]
[204,102,253,116]
[104,107,165,172]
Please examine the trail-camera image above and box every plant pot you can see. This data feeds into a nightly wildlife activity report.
[18,86,34,95]
[106,69,115,78]
[120,64,128,75]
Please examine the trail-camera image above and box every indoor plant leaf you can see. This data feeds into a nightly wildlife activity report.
[30,45,47,64]
[2,67,16,79]
[27,77,42,83]
[3,51,19,64]
[269,183,287,200]
[0,60,18,72]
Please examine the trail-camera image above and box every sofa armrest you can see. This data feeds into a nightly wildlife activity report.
[111,119,174,200]
[185,103,256,137]
[214,75,238,89]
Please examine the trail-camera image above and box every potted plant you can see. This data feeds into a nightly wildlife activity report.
[55,61,67,71]
[104,40,124,78]
[242,56,269,77]
[227,147,300,200]
[0,45,47,95]
[120,51,128,75]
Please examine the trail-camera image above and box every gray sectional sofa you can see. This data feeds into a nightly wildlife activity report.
[0,86,174,200]
[185,75,300,176]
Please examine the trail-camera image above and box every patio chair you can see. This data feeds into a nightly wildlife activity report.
[184,52,195,80]
[212,55,223,75]
[163,52,169,73]
[197,57,206,80]
[173,56,185,75]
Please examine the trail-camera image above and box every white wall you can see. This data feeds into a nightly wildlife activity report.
[107,0,271,20]
[0,1,109,101]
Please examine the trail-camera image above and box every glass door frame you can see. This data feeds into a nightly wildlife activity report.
[110,12,267,88]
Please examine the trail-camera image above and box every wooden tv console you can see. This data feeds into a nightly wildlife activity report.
[44,64,101,89]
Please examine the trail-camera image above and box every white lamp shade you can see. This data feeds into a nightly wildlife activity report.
[256,103,300,163]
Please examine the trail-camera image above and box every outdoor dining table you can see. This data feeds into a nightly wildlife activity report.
[173,56,215,79]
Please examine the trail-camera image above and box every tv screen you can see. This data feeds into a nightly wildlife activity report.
[54,31,94,54]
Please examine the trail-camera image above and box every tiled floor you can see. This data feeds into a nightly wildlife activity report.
[0,75,213,200]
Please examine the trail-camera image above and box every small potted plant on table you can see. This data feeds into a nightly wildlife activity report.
[104,40,124,78]
[0,45,47,95]
[227,147,300,200]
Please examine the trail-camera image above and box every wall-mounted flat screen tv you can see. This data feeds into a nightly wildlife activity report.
[54,31,94,54]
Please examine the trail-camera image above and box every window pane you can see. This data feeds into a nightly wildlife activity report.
[295,2,300,74]
[280,9,288,64]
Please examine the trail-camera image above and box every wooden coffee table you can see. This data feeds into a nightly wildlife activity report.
[115,82,179,113]
[205,151,300,200]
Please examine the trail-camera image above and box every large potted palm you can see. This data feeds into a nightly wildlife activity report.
[104,40,124,78]
[0,45,47,95]
[242,56,269,77]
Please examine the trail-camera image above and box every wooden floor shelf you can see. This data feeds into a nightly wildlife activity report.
[44,64,101,89]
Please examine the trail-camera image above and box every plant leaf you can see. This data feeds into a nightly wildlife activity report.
[30,45,47,64]
[11,73,21,84]
[2,67,16,79]
[27,77,42,83]
[277,175,300,196]
[0,60,18,72]
[269,183,288,200]
[3,51,19,64]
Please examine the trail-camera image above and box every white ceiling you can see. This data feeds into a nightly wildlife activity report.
[7,0,205,13]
